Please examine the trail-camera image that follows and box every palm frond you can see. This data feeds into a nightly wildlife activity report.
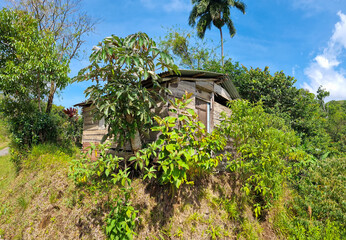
[196,13,212,39]
[234,1,246,14]
[188,6,199,26]
[225,18,236,37]
[189,0,245,39]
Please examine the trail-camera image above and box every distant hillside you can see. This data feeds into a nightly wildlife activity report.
[327,99,346,107]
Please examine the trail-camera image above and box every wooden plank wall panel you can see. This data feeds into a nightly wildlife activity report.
[213,102,231,126]
[168,80,196,111]
[82,105,107,144]
[196,89,211,102]
[168,81,196,99]
[196,82,214,92]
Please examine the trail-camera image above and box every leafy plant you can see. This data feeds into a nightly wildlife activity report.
[106,179,138,240]
[132,92,226,190]
[69,142,123,188]
[0,9,70,150]
[69,143,139,239]
[217,100,304,214]
[279,157,346,239]
[75,32,178,152]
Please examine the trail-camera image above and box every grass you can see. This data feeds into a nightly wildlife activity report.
[0,118,9,150]
[0,155,15,193]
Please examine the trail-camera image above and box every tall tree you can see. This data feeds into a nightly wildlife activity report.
[316,85,330,113]
[0,9,69,146]
[159,27,218,69]
[189,0,246,66]
[7,0,97,113]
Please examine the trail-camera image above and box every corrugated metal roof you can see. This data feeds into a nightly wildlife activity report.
[158,69,240,99]
[221,78,241,99]
[74,100,92,107]
[74,69,240,106]
[159,69,225,79]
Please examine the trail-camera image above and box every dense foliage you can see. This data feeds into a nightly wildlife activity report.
[75,32,178,152]
[217,100,306,215]
[204,60,334,158]
[132,93,226,189]
[0,9,71,152]
[0,9,70,110]
[271,157,345,240]
[326,100,346,152]
[8,0,96,113]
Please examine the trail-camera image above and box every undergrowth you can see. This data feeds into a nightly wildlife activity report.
[0,118,9,150]
[1,96,344,240]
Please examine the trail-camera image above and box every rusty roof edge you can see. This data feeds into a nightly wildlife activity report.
[220,76,241,99]
[74,100,92,107]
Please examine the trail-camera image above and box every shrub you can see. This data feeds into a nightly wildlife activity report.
[69,143,138,239]
[283,157,346,239]
[106,193,138,240]
[7,110,58,148]
[217,100,304,215]
[69,142,124,189]
[61,107,83,147]
[132,93,226,190]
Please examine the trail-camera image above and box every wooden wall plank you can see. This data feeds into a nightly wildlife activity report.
[214,84,231,100]
[196,89,211,102]
[213,102,231,126]
[196,82,214,92]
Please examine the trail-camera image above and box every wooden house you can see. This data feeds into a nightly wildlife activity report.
[74,70,240,151]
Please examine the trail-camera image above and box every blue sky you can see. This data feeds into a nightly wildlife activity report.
[4,0,346,106]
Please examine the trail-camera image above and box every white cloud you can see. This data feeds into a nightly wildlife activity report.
[331,11,346,48]
[140,0,190,12]
[163,0,190,12]
[303,11,346,100]
[314,56,339,69]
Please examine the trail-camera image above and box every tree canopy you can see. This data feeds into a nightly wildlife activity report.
[7,0,97,113]
[189,0,246,66]
[76,32,178,152]
[0,8,69,146]
[0,8,69,110]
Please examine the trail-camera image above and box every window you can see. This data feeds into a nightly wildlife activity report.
[98,117,106,130]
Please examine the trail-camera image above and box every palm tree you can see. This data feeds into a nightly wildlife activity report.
[189,0,246,66]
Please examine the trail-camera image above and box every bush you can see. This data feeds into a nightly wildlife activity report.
[60,107,83,147]
[132,93,226,190]
[69,143,138,239]
[8,110,58,148]
[286,157,346,239]
[217,100,305,215]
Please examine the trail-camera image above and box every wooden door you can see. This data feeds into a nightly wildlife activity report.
[196,98,210,132]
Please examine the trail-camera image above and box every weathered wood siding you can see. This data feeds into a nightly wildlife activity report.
[82,106,107,143]
[80,80,232,149]
[213,101,231,127]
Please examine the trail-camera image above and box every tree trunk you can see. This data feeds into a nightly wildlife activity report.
[36,74,41,113]
[125,114,142,153]
[130,130,142,153]
[46,81,55,113]
[219,27,224,67]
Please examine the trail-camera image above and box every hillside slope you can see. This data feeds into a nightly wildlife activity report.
[0,145,281,240]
